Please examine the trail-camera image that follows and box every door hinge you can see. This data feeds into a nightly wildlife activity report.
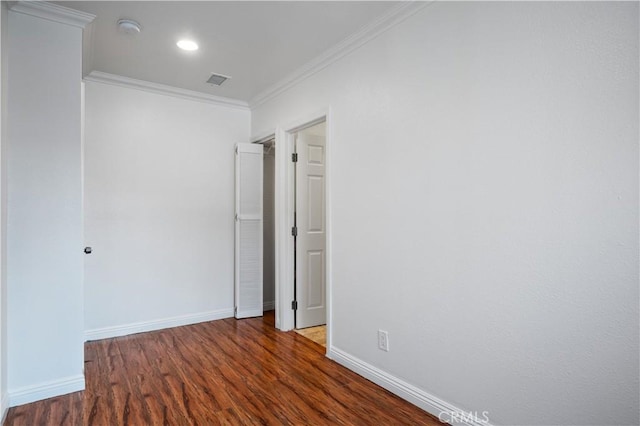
[291,300,298,310]
[291,226,298,237]
[292,152,298,162]
[234,306,237,316]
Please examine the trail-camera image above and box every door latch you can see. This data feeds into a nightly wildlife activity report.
[84,247,92,254]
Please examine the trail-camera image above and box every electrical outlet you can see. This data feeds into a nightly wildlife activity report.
[378,330,389,352]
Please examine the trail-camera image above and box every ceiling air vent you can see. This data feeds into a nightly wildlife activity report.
[206,73,230,86]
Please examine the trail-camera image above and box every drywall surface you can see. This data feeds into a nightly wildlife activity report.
[7,10,85,397]
[83,81,250,334]
[251,2,639,425]
[0,1,7,418]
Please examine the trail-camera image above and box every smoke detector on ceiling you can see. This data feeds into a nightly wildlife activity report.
[117,19,141,35]
[207,73,230,86]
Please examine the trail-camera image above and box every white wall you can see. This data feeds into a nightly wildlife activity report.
[252,2,639,425]
[0,1,7,419]
[7,9,86,403]
[83,81,250,337]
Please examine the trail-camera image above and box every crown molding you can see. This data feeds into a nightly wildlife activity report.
[84,71,250,111]
[9,1,95,29]
[249,1,432,109]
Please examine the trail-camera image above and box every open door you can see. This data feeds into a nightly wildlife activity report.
[235,143,263,319]
[295,124,326,329]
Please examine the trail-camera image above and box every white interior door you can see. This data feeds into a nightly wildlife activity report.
[235,143,263,319]
[295,125,326,329]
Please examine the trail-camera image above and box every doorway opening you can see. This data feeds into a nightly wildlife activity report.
[287,120,327,349]
[239,113,331,352]
[262,138,276,315]
[252,121,328,347]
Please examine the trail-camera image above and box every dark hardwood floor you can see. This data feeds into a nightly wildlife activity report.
[4,312,441,425]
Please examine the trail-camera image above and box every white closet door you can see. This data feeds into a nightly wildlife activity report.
[235,143,263,318]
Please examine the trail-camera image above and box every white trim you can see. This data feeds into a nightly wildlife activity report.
[1,393,8,424]
[249,2,431,109]
[324,108,334,352]
[9,1,95,29]
[275,110,331,334]
[84,308,234,341]
[263,301,275,311]
[283,113,327,135]
[251,129,276,145]
[8,374,85,407]
[327,347,493,426]
[84,71,249,111]
[276,126,295,331]
[82,16,96,77]
[273,126,288,330]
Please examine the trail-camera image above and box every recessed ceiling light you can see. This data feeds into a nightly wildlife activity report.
[177,40,198,51]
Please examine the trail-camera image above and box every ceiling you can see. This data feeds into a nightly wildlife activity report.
[55,1,400,103]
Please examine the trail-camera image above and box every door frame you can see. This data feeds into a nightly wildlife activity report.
[270,108,333,353]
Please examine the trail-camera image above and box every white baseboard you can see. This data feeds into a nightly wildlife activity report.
[263,301,275,311]
[327,347,492,426]
[85,308,234,341]
[1,392,8,423]
[8,374,85,407]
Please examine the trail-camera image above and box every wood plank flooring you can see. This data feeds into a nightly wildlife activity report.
[4,312,440,426]
[294,325,326,347]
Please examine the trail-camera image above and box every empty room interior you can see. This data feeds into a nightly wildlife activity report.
[0,1,637,425]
